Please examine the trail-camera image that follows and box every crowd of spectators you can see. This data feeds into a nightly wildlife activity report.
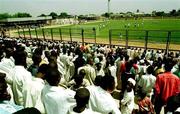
[0,37,179,114]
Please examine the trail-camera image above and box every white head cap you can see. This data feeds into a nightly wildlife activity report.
[128,78,136,86]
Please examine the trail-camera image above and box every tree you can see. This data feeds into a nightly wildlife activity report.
[155,11,165,16]
[12,12,32,18]
[38,14,46,17]
[177,9,180,16]
[0,13,11,19]
[137,9,140,13]
[169,9,178,16]
[49,12,58,19]
[101,12,110,18]
[59,12,68,18]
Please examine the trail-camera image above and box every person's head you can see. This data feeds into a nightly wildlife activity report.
[146,65,154,75]
[127,78,136,92]
[62,47,66,54]
[45,69,61,86]
[86,57,93,65]
[96,63,102,71]
[125,61,133,72]
[79,69,86,77]
[139,91,147,100]
[74,75,83,86]
[34,48,43,56]
[110,59,115,66]
[32,54,42,66]
[36,64,48,79]
[164,58,174,72]
[5,47,13,58]
[98,55,103,62]
[0,73,11,101]
[48,61,58,69]
[13,107,41,114]
[48,55,57,63]
[45,51,51,59]
[51,50,58,59]
[74,88,90,107]
[13,50,27,67]
[125,55,129,61]
[94,75,103,86]
[100,75,115,93]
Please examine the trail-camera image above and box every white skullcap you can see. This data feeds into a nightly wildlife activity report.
[139,59,144,64]
[175,107,180,112]
[128,78,136,86]
[94,57,100,64]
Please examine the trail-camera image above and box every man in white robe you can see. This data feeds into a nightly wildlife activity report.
[6,50,32,106]
[121,78,135,114]
[23,64,48,114]
[67,88,100,114]
[78,58,96,85]
[87,75,121,114]
[42,69,75,114]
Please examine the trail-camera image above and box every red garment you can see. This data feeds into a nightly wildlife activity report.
[120,61,126,73]
[138,97,154,114]
[155,72,180,104]
[133,64,138,70]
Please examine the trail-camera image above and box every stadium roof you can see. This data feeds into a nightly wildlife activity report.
[0,16,52,22]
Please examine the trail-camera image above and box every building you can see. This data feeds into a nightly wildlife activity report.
[0,16,52,29]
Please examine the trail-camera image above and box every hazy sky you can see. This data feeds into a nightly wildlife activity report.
[0,0,180,16]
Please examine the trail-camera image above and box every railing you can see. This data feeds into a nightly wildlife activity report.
[109,29,180,53]
[13,28,180,52]
[17,27,97,46]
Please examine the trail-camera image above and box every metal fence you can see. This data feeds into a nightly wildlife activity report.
[17,27,96,46]
[15,28,180,52]
[109,29,180,52]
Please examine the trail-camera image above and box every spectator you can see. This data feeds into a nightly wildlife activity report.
[137,91,154,114]
[23,64,48,114]
[6,49,32,106]
[154,58,180,114]
[42,69,75,114]
[121,78,135,114]
[78,57,96,85]
[0,72,23,114]
[0,47,14,73]
[67,88,100,114]
[28,54,42,76]
[87,75,121,114]
[68,69,90,91]
[137,65,156,98]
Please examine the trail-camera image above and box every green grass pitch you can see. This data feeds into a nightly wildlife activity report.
[21,19,180,44]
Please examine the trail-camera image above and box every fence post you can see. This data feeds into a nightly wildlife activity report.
[82,29,85,46]
[69,28,72,43]
[59,28,62,42]
[93,27,96,45]
[109,29,112,48]
[35,28,38,39]
[22,28,25,38]
[51,28,53,41]
[165,31,171,55]
[42,28,45,40]
[125,30,128,49]
[17,28,21,38]
[28,28,32,39]
[145,31,148,50]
